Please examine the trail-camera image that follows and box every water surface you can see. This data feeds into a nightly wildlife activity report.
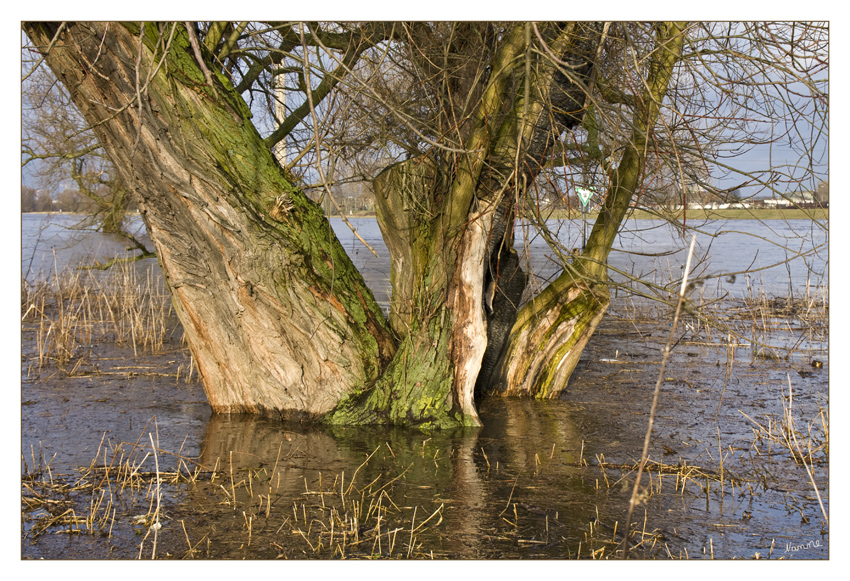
[21,213,828,559]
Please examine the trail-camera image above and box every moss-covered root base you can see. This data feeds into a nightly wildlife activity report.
[326,317,482,430]
[498,283,609,398]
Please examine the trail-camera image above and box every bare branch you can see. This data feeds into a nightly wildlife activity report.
[22,22,66,82]
[184,22,217,94]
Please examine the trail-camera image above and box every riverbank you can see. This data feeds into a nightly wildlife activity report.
[541,207,829,221]
[634,207,828,221]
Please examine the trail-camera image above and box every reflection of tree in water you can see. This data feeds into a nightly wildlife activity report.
[186,400,591,558]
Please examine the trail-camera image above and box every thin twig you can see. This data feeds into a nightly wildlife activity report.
[298,24,379,259]
[184,23,217,94]
[621,234,697,559]
[148,432,161,559]
[785,374,829,527]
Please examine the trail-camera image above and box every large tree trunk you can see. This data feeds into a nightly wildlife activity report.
[24,22,396,419]
[329,158,489,428]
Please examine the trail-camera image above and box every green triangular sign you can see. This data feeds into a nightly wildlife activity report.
[576,186,593,207]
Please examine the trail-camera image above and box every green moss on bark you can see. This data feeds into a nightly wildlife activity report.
[25,22,396,416]
[500,277,609,398]
[144,23,395,379]
[328,307,475,430]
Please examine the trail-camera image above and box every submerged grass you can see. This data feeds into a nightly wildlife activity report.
[22,426,448,559]
[606,269,828,368]
[21,258,181,378]
[21,390,828,560]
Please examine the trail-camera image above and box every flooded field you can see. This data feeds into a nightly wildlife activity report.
[21,214,828,559]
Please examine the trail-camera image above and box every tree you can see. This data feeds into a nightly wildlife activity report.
[21,185,40,213]
[22,55,132,233]
[22,22,827,428]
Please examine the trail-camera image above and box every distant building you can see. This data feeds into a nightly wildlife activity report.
[686,201,751,210]
[815,181,829,206]
[761,191,825,209]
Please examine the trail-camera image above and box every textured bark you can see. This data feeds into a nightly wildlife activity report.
[328,300,481,429]
[372,158,448,338]
[333,157,487,428]
[24,22,395,419]
[494,278,609,398]
[445,213,491,426]
[495,22,687,399]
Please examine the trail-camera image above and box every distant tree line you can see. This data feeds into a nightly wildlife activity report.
[21,184,136,215]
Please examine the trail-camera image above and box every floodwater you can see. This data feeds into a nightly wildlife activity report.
[329,215,828,308]
[22,213,829,306]
[21,213,828,559]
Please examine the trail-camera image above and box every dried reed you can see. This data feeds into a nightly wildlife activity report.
[22,260,179,376]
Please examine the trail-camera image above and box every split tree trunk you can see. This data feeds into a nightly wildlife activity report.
[329,158,490,428]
